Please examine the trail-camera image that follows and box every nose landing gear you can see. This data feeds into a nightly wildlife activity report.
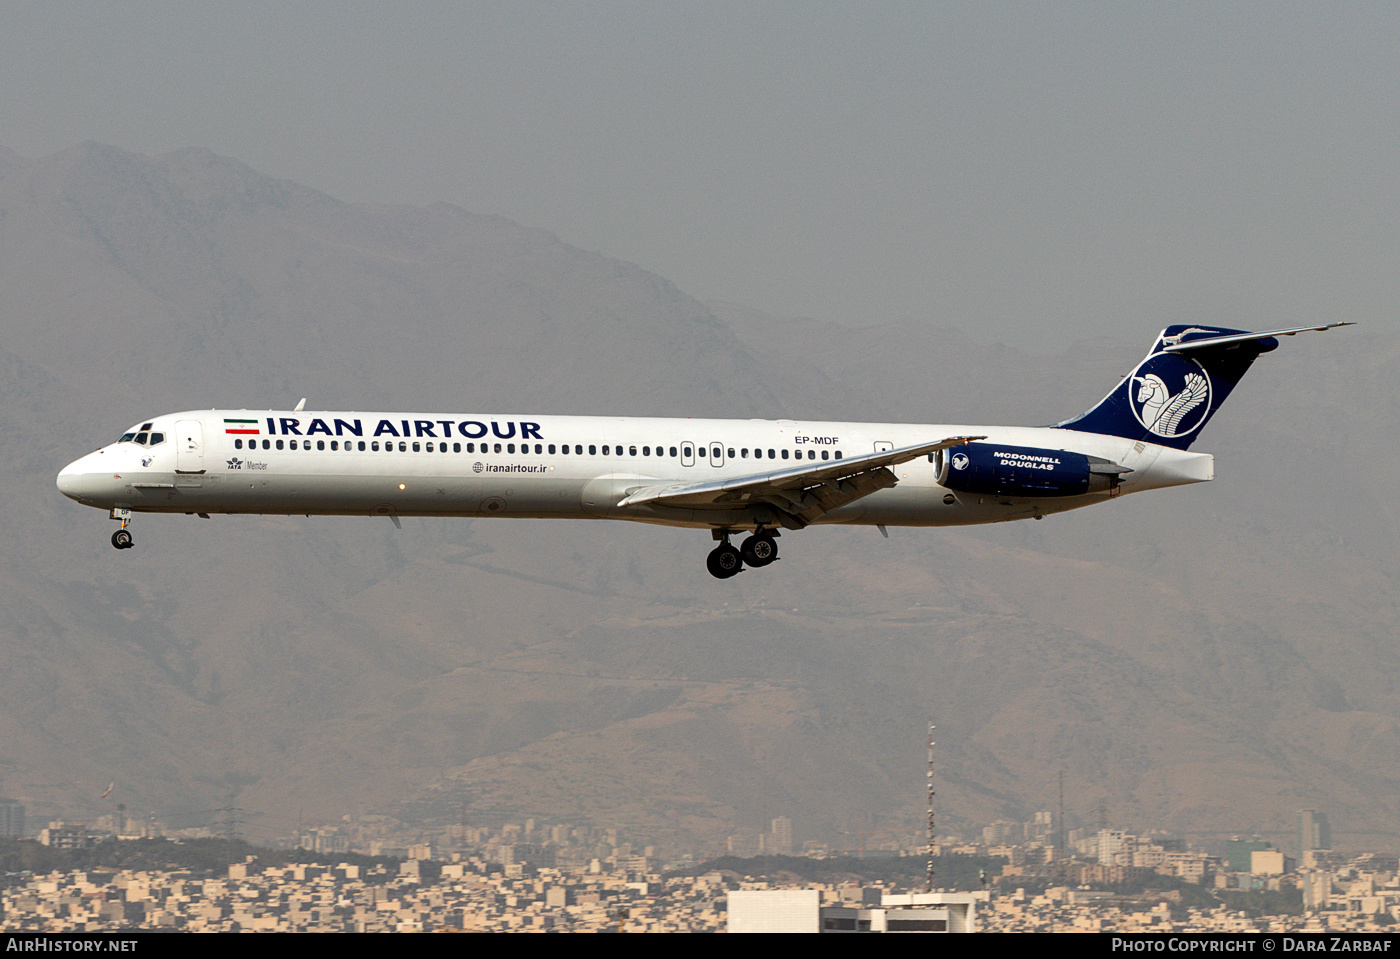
[109,508,134,549]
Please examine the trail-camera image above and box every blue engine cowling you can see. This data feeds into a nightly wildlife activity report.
[936,443,1122,498]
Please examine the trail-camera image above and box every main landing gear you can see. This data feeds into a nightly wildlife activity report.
[110,508,134,550]
[706,529,779,579]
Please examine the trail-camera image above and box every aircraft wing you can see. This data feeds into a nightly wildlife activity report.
[616,435,985,527]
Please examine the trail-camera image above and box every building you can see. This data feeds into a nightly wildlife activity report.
[1251,849,1288,876]
[0,799,24,839]
[729,889,822,933]
[37,822,90,849]
[770,817,793,857]
[728,889,982,933]
[1298,810,1331,861]
[1224,839,1274,874]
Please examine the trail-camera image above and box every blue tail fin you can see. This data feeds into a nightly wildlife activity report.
[1054,325,1281,450]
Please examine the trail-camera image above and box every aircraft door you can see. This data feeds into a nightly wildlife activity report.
[175,420,205,487]
[681,442,695,467]
[710,442,724,467]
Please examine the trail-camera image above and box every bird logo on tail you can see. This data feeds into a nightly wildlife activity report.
[1129,356,1212,438]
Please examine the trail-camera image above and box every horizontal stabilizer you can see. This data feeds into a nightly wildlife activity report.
[1161,322,1353,354]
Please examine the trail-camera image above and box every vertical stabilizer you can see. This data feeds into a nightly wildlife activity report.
[1054,325,1281,450]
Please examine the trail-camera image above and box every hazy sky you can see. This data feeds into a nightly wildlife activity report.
[3,2,1396,342]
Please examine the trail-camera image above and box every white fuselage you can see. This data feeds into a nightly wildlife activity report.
[57,409,1214,530]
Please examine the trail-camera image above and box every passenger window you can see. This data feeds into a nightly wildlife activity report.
[589,445,597,455]
[358,441,366,451]
[836,451,843,459]
[262,440,270,450]
[549,444,556,454]
[454,443,461,452]
[670,447,677,457]
[822,450,829,460]
[372,441,380,451]
[602,446,610,456]
[535,444,542,454]
[399,442,407,452]
[782,449,789,459]
[319,441,326,451]
[494,443,502,453]
[289,440,298,450]
[235,439,243,449]
[576,445,583,455]
[629,446,637,456]
[642,446,650,456]
[507,443,515,453]
[425,442,433,452]
[413,442,422,452]
[728,448,735,458]
[808,450,815,460]
[741,449,748,458]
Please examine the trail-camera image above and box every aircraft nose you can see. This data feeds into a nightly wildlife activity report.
[57,460,88,500]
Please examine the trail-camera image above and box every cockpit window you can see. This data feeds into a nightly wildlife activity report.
[118,425,165,446]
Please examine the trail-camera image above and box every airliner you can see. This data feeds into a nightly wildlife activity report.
[57,324,1347,578]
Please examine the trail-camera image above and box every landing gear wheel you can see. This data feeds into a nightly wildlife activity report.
[112,529,133,550]
[740,533,778,567]
[706,544,743,579]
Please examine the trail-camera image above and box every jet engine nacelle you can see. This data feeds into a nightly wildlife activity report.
[936,443,1126,498]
